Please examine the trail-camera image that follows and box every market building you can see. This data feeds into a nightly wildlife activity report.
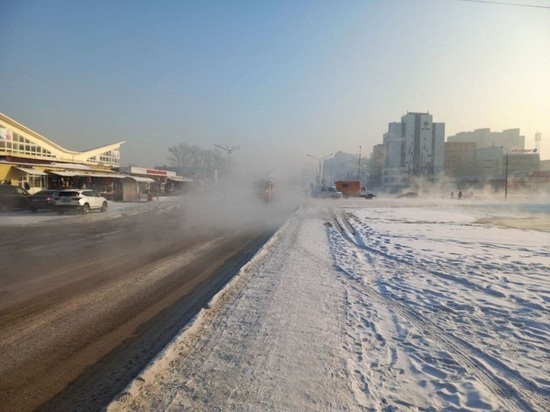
[0,112,189,201]
[116,166,194,201]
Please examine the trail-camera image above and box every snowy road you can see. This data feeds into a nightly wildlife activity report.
[109,198,549,411]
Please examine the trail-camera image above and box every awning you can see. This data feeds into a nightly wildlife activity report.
[14,167,47,176]
[48,171,126,178]
[123,176,155,183]
[167,176,194,182]
[78,173,126,179]
[48,171,79,177]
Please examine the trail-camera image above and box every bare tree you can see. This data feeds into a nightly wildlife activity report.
[202,149,226,170]
[167,144,227,171]
[167,143,194,167]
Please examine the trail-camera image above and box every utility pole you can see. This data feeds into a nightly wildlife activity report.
[357,145,362,181]
[501,146,508,200]
[307,153,333,186]
[215,144,240,176]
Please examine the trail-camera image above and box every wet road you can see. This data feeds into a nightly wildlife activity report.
[0,204,285,411]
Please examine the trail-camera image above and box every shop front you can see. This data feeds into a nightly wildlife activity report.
[5,166,48,194]
[47,171,126,200]
[117,166,190,196]
[121,176,155,202]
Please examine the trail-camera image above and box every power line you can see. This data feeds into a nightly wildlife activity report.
[459,0,550,9]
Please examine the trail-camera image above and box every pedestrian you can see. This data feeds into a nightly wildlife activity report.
[458,190,462,200]
[451,191,454,199]
[23,179,31,190]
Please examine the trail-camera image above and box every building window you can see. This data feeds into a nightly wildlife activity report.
[0,129,56,159]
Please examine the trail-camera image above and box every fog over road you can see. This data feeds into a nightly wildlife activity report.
[0,195,292,412]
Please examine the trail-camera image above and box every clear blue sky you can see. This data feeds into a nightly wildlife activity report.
[1,0,549,176]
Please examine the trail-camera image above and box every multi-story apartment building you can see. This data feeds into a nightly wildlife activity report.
[381,112,445,192]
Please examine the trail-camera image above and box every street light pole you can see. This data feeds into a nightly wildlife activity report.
[357,145,362,181]
[501,146,508,200]
[307,153,333,186]
[215,144,240,176]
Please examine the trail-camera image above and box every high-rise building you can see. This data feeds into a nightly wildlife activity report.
[381,112,445,192]
[401,112,445,176]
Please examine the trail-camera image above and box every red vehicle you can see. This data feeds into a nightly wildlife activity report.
[334,180,376,199]
[252,179,275,203]
[334,180,361,198]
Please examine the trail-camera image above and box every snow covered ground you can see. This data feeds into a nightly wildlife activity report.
[104,198,546,410]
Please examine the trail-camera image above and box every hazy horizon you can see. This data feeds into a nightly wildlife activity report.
[1,0,549,175]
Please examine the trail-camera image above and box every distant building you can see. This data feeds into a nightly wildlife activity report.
[446,127,539,181]
[323,151,363,183]
[368,144,385,189]
[505,150,540,176]
[402,112,445,176]
[381,122,407,192]
[448,128,525,151]
[444,141,476,177]
[475,146,504,177]
[381,112,445,192]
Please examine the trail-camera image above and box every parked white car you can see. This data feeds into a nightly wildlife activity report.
[54,189,108,214]
[311,185,343,199]
[360,186,376,199]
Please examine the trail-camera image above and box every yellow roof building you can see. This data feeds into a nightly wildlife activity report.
[0,112,124,167]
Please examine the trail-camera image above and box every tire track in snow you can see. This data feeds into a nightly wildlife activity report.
[328,209,548,412]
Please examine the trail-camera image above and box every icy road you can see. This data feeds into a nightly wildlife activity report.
[109,198,549,412]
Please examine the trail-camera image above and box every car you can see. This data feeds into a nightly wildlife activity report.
[311,185,343,199]
[397,191,419,198]
[54,189,108,214]
[27,189,59,212]
[0,185,30,212]
[360,186,376,199]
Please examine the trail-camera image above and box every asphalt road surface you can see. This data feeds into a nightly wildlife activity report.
[0,199,289,411]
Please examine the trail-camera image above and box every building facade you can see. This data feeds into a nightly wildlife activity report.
[1,112,124,167]
[447,128,525,151]
[381,112,445,192]
[444,141,477,177]
[368,143,385,189]
[0,112,128,195]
